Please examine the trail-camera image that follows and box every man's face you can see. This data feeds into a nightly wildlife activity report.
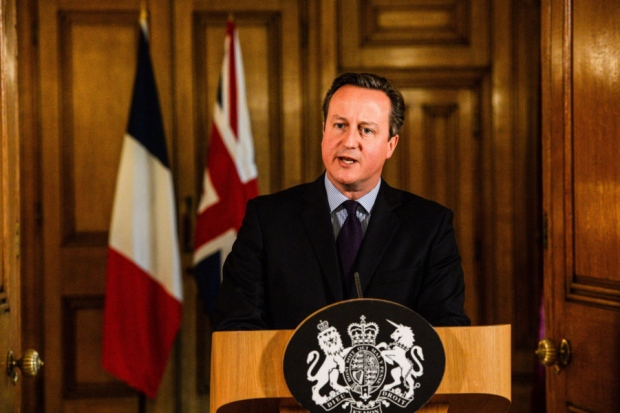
[321,85,398,199]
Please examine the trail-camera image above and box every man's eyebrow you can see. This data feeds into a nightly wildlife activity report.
[329,115,348,122]
[359,121,379,128]
[329,116,380,129]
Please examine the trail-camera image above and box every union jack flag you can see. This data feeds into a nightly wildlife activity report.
[193,20,259,315]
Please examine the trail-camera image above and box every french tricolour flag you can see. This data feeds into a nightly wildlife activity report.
[102,19,182,399]
[193,20,259,315]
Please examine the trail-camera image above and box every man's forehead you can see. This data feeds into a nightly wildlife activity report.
[329,86,389,108]
[328,114,380,125]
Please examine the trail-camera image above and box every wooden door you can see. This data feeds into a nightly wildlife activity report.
[542,0,620,411]
[1,0,25,411]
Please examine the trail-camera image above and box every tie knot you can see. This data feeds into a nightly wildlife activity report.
[343,200,359,217]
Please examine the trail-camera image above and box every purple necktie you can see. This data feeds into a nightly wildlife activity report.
[337,200,363,295]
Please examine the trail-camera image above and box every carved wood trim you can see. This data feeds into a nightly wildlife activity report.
[568,276,620,309]
[360,0,471,46]
[384,67,488,87]
[338,0,490,68]
[421,103,460,207]
[567,402,595,413]
[62,295,135,399]
[57,11,137,248]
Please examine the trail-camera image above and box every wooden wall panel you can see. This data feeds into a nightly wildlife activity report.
[61,296,132,399]
[58,12,135,245]
[384,84,482,322]
[338,0,490,68]
[58,12,136,243]
[362,0,471,45]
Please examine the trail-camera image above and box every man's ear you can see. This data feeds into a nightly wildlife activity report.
[386,134,399,159]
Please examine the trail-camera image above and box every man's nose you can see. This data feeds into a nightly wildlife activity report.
[343,127,359,147]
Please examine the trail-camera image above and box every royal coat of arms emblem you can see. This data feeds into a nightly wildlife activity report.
[284,299,445,413]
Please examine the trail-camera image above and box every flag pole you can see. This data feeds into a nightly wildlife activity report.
[137,8,149,413]
[139,392,146,413]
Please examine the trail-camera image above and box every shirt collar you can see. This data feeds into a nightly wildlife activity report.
[324,175,381,214]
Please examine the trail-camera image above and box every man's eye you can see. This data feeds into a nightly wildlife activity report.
[362,128,374,135]
[334,123,345,129]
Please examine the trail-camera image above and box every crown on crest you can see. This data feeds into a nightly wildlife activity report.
[347,315,379,346]
[317,320,330,332]
[317,320,338,339]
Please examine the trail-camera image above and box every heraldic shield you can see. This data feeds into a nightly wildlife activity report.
[283,299,445,413]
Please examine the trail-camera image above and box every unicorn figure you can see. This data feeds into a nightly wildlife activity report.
[377,319,424,398]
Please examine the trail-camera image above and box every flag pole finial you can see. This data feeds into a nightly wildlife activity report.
[228,12,234,22]
[139,0,148,24]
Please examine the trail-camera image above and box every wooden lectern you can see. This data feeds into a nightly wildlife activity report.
[210,325,511,413]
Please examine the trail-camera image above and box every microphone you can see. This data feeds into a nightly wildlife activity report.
[354,272,363,298]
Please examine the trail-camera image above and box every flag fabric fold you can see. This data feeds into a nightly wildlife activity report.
[193,20,259,316]
[102,19,182,399]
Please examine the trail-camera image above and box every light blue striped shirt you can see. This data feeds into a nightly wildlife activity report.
[324,175,381,240]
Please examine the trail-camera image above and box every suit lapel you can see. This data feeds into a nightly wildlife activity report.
[354,182,402,296]
[301,176,344,301]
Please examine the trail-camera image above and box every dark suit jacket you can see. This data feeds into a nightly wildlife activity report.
[211,175,470,330]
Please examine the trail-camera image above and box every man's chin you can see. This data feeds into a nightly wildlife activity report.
[333,177,362,193]
[329,170,354,183]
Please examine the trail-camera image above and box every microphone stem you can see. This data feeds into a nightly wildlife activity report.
[354,272,363,298]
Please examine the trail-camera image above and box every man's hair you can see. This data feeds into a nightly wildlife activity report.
[322,72,405,138]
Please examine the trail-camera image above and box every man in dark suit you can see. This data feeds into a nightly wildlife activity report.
[212,73,470,330]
